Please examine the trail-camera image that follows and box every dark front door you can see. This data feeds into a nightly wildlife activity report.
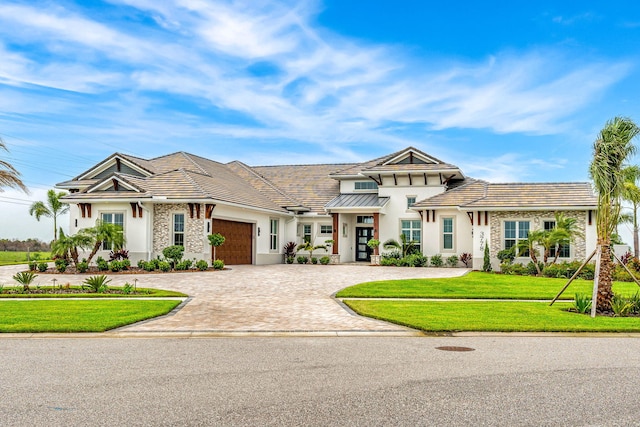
[356,227,374,262]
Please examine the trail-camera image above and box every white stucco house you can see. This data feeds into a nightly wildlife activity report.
[56,146,597,269]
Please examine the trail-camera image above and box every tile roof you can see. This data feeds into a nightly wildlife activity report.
[325,193,390,209]
[414,181,597,209]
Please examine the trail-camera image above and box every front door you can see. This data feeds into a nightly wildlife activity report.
[356,227,374,262]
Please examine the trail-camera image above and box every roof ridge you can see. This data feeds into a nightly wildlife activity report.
[179,168,209,198]
[179,152,210,176]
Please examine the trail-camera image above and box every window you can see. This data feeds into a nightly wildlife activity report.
[173,213,185,247]
[101,212,124,250]
[357,215,374,224]
[544,220,570,258]
[303,224,312,243]
[407,196,416,209]
[354,181,378,190]
[401,220,421,243]
[320,225,332,235]
[504,221,530,255]
[442,217,454,250]
[270,219,279,251]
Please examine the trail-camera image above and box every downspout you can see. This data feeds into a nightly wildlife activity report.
[138,201,152,261]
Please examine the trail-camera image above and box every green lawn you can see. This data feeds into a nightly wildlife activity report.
[0,251,51,266]
[336,271,640,300]
[338,272,640,332]
[0,299,181,332]
[344,300,640,332]
[0,287,187,298]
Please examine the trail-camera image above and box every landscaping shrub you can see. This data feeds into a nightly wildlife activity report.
[459,253,472,268]
[628,257,640,272]
[96,256,109,272]
[121,259,131,270]
[311,257,318,264]
[408,253,428,267]
[83,275,111,292]
[573,293,592,314]
[611,294,633,317]
[286,256,295,264]
[77,261,89,273]
[158,261,171,272]
[55,258,68,273]
[380,257,398,266]
[213,259,225,270]
[319,256,331,265]
[122,283,134,295]
[175,260,192,271]
[37,262,48,272]
[382,250,402,260]
[430,254,443,267]
[109,260,123,272]
[162,245,184,268]
[482,243,492,272]
[297,255,308,264]
[28,261,37,271]
[137,259,146,269]
[13,271,37,289]
[109,249,129,261]
[525,261,543,276]
[196,260,209,271]
[497,248,515,265]
[283,241,297,260]
[446,255,459,268]
[143,261,156,272]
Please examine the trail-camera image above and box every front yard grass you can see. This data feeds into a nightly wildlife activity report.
[338,272,640,332]
[0,299,181,332]
[343,300,640,332]
[336,271,639,300]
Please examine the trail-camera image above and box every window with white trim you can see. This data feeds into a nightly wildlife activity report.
[357,215,374,224]
[354,181,378,190]
[504,220,529,255]
[320,225,332,235]
[101,212,124,250]
[544,220,570,258]
[442,217,454,251]
[407,196,416,209]
[270,219,279,251]
[173,213,185,247]
[302,224,312,243]
[401,220,421,243]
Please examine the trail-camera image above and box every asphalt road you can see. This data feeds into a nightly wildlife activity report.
[2,336,640,426]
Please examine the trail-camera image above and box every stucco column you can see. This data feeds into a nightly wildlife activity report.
[332,213,339,255]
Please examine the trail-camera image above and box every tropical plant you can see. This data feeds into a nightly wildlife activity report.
[37,262,48,272]
[459,253,472,268]
[109,249,129,261]
[516,230,545,275]
[83,220,125,265]
[0,137,28,193]
[296,255,308,264]
[158,261,171,272]
[548,212,584,265]
[76,261,89,273]
[83,275,111,292]
[383,234,418,257]
[96,256,109,271]
[283,241,297,259]
[12,271,37,290]
[196,260,209,271]
[446,255,459,268]
[212,259,225,270]
[208,233,225,261]
[319,256,331,265]
[611,294,633,317]
[497,248,515,265]
[162,245,184,268]
[366,238,380,255]
[573,293,592,314]
[589,116,639,310]
[50,228,92,268]
[430,254,443,267]
[297,242,326,260]
[28,189,69,241]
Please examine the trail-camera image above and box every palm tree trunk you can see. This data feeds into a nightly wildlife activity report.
[86,241,102,265]
[634,209,639,258]
[54,218,58,242]
[596,241,614,311]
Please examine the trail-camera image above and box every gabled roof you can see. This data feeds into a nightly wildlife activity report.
[414,181,597,210]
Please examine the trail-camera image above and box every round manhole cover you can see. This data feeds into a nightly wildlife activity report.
[435,346,475,352]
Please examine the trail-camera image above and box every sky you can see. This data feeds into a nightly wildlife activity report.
[0,0,639,243]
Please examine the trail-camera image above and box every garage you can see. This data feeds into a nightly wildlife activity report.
[211,218,253,265]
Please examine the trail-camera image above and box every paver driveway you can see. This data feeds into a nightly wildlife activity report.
[0,264,468,333]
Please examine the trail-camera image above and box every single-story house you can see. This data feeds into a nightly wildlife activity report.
[56,146,597,269]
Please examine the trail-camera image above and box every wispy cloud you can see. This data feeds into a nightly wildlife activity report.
[0,0,632,160]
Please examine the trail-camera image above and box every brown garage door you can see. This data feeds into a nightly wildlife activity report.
[211,219,253,265]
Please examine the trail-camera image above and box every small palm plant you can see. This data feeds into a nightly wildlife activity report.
[83,275,111,293]
[12,271,38,291]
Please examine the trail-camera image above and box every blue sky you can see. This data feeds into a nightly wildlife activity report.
[1,0,639,241]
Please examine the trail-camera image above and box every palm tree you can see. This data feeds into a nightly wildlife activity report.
[83,220,125,264]
[29,189,69,241]
[51,228,92,267]
[0,137,28,193]
[550,212,584,265]
[516,230,545,275]
[589,116,639,311]
[383,234,419,257]
[622,165,640,257]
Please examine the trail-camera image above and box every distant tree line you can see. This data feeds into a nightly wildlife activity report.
[0,239,51,252]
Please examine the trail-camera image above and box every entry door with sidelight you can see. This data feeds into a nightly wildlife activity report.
[356,227,374,261]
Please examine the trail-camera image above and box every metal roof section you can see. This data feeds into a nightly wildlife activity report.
[325,193,390,210]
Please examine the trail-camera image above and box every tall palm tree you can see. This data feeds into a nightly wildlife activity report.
[621,165,640,257]
[0,138,28,193]
[84,220,126,264]
[51,228,92,267]
[29,189,69,241]
[589,116,639,311]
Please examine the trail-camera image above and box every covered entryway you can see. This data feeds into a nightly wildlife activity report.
[356,227,374,262]
[211,218,253,265]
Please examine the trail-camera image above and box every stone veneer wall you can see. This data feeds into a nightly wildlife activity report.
[153,203,205,255]
[489,210,587,260]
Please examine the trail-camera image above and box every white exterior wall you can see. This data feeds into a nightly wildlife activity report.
[68,202,152,264]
